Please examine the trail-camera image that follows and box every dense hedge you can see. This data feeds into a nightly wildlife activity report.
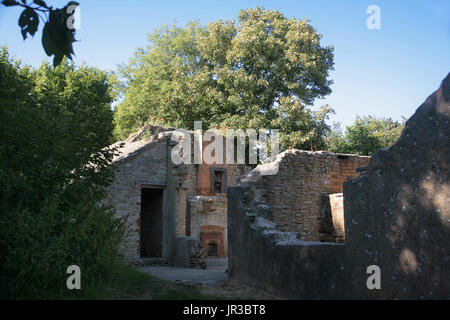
[0,47,125,299]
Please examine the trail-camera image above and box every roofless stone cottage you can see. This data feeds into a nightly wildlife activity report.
[105,74,449,299]
[106,126,250,265]
[106,125,369,266]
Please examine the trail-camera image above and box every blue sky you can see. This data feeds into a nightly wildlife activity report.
[1,0,449,128]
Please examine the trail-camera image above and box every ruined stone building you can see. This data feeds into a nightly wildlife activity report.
[228,73,450,299]
[106,73,449,299]
[247,150,370,243]
[106,125,370,267]
[106,126,250,265]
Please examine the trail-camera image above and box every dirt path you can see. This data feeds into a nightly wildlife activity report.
[194,279,281,300]
[135,257,281,300]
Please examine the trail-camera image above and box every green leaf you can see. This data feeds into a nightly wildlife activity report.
[42,8,77,67]
[18,8,39,40]
[33,0,48,8]
[1,0,19,7]
[42,22,64,67]
[49,9,76,55]
[42,22,60,56]
[52,52,64,67]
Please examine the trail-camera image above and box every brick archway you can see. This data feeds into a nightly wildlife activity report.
[200,225,225,257]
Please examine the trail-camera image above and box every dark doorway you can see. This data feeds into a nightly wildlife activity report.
[208,242,218,256]
[140,188,163,258]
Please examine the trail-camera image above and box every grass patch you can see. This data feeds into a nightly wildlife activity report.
[45,263,220,300]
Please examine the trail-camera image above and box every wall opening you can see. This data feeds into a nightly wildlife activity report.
[140,188,164,258]
[207,242,218,256]
[319,193,346,243]
[211,167,227,194]
[185,199,191,236]
[200,226,225,257]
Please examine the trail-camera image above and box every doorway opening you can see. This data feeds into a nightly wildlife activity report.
[140,188,164,258]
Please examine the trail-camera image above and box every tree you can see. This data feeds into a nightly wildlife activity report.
[1,0,80,66]
[114,7,335,150]
[0,46,123,298]
[327,115,405,155]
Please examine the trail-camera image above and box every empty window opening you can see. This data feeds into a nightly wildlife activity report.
[214,171,223,193]
[211,167,227,194]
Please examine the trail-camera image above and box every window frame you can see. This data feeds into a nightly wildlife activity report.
[210,167,227,194]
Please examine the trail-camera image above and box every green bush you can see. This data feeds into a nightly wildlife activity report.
[327,116,405,156]
[0,46,125,299]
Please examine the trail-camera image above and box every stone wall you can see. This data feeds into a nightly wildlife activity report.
[171,236,205,268]
[187,136,251,256]
[228,73,450,299]
[228,186,348,299]
[106,134,169,263]
[342,72,450,299]
[107,126,250,263]
[247,150,369,241]
[196,138,252,197]
[173,158,197,237]
[188,195,228,256]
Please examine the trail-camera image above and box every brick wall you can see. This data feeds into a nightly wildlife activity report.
[187,195,228,256]
[200,225,225,257]
[328,155,370,193]
[189,155,249,256]
[196,136,249,196]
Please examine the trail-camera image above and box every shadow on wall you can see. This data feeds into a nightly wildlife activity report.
[228,72,450,299]
[344,73,450,299]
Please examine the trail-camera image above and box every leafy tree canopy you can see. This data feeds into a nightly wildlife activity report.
[114,7,335,151]
[327,115,405,156]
